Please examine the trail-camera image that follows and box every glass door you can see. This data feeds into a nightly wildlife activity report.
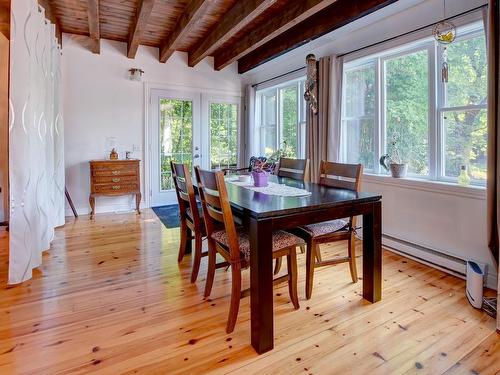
[150,89,201,207]
[202,95,241,171]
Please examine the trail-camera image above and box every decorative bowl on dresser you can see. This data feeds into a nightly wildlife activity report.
[89,159,141,219]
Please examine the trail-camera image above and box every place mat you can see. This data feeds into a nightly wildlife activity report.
[227,178,311,197]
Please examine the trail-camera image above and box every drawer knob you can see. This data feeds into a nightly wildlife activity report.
[112,170,120,175]
[112,178,120,183]
[112,185,121,190]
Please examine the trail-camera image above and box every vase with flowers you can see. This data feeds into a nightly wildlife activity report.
[252,159,269,187]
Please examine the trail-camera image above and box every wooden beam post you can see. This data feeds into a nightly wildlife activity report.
[213,0,337,71]
[188,0,276,68]
[87,0,100,54]
[0,1,9,40]
[159,0,210,63]
[127,0,155,59]
[236,0,398,73]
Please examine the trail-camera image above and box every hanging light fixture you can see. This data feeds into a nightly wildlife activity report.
[129,68,144,81]
[304,54,318,114]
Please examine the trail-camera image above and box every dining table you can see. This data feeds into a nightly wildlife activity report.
[225,175,382,354]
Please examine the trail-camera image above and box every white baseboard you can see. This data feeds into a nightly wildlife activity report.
[65,202,147,217]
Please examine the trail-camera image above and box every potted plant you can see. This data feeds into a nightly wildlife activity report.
[252,159,270,187]
[380,133,408,178]
[267,141,296,172]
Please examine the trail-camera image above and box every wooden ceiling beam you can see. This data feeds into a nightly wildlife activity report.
[127,0,155,59]
[87,0,100,54]
[0,1,9,40]
[213,0,337,71]
[159,0,211,63]
[37,0,62,44]
[237,0,398,73]
[188,0,276,68]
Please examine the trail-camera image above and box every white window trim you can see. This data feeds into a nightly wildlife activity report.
[255,78,306,158]
[341,22,487,191]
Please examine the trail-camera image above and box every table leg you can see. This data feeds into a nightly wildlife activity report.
[362,201,382,302]
[249,217,274,354]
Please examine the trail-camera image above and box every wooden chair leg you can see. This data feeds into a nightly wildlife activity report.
[348,235,358,283]
[190,233,203,283]
[178,220,188,262]
[305,241,315,300]
[287,248,300,310]
[204,240,216,297]
[226,265,242,334]
[273,257,283,275]
[315,243,322,262]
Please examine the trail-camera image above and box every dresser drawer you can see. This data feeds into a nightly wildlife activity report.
[92,167,137,177]
[93,175,137,184]
[94,183,139,194]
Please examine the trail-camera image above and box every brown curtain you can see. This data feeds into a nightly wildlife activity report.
[487,0,500,267]
[306,57,331,182]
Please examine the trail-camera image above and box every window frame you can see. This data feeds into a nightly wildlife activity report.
[340,23,487,187]
[255,78,306,159]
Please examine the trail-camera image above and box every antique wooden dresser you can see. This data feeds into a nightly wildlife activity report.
[89,159,141,219]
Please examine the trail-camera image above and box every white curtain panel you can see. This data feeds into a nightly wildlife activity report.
[8,0,65,284]
[328,55,344,163]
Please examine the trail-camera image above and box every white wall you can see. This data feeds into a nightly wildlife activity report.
[63,35,244,216]
[241,0,497,288]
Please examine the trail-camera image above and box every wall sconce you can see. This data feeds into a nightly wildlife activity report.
[129,68,144,81]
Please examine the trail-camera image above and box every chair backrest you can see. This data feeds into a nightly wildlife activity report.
[318,161,363,191]
[195,167,240,263]
[170,162,202,228]
[318,161,363,228]
[277,157,310,181]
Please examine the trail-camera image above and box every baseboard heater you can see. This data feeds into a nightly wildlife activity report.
[357,232,497,289]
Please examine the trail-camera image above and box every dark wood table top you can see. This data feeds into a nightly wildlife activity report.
[225,175,382,219]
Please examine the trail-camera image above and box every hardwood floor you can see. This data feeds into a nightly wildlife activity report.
[0,209,497,374]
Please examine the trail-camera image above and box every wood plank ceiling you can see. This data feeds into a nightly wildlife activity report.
[39,0,398,73]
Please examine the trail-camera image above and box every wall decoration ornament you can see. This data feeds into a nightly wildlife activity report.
[304,54,318,115]
[433,0,456,83]
[9,0,65,284]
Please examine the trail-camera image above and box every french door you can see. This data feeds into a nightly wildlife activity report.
[149,89,241,207]
[150,89,201,206]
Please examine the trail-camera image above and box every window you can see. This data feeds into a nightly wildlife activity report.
[256,79,306,158]
[341,23,487,185]
[209,102,238,169]
[160,98,193,191]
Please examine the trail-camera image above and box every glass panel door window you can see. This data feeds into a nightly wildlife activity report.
[160,99,193,190]
[210,102,238,169]
[150,89,200,207]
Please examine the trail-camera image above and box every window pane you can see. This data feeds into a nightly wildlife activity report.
[385,50,429,175]
[261,90,277,156]
[344,64,375,118]
[445,34,487,107]
[210,103,238,169]
[443,109,487,180]
[281,85,298,156]
[160,99,193,191]
[342,118,375,170]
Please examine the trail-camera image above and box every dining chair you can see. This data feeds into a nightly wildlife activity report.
[292,161,363,299]
[195,166,304,334]
[275,157,310,181]
[170,161,207,283]
[273,157,310,274]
